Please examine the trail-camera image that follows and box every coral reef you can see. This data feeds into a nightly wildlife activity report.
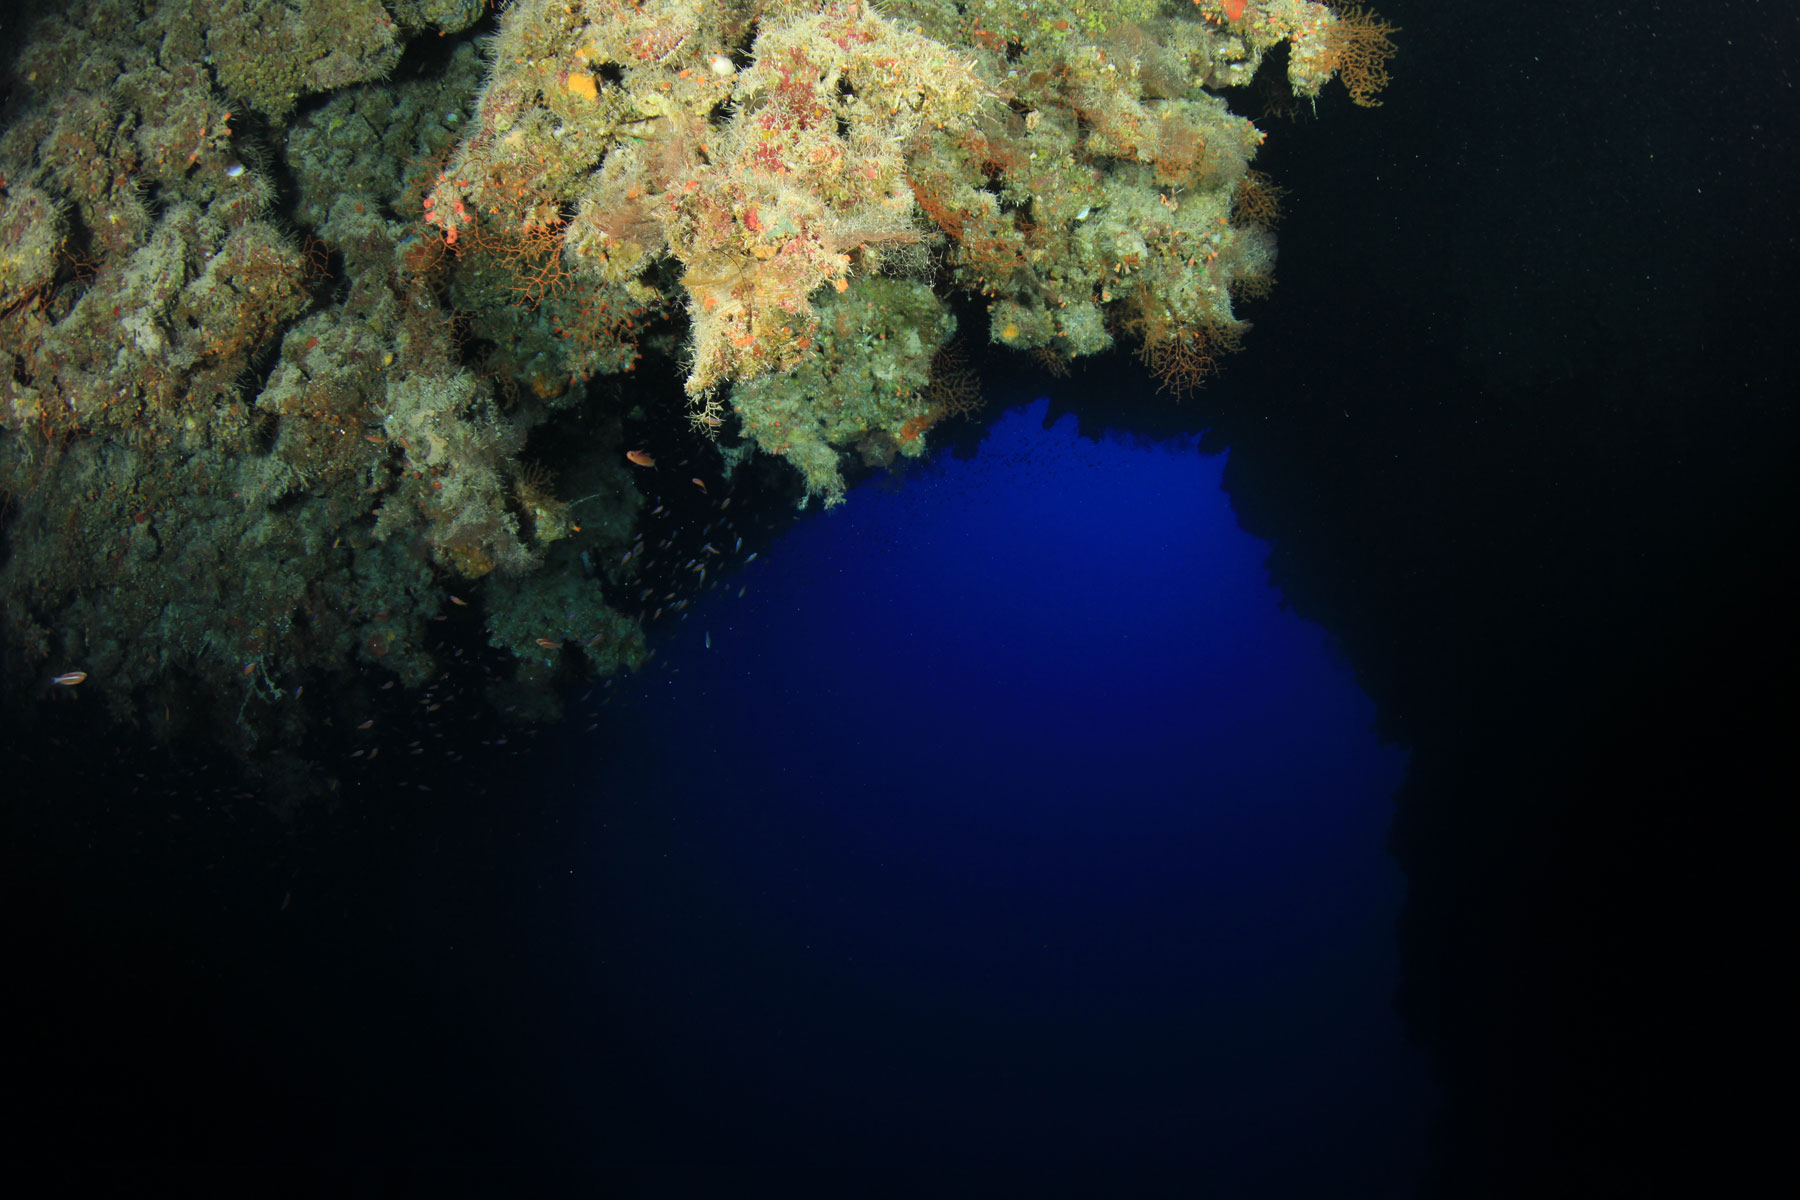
[0,0,1390,790]
[420,0,1384,463]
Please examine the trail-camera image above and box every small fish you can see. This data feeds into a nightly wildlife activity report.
[704,631,711,649]
[745,552,758,563]
[357,719,374,730]
[691,477,707,491]
[626,449,655,467]
[535,637,559,650]
[50,670,86,686]
[449,594,468,606]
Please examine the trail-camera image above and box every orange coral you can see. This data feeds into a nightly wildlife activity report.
[1231,169,1287,230]
[1140,328,1221,398]
[897,409,936,443]
[1324,5,1400,108]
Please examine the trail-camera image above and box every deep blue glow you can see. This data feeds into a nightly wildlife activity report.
[566,398,1432,1185]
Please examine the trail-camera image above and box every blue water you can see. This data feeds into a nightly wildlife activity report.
[518,397,1431,1186]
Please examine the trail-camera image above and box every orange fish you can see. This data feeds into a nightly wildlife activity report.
[691,477,707,492]
[50,670,86,686]
[626,449,655,467]
[535,637,559,650]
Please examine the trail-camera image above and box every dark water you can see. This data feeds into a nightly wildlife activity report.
[2,395,1430,1192]
[536,399,1428,1182]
